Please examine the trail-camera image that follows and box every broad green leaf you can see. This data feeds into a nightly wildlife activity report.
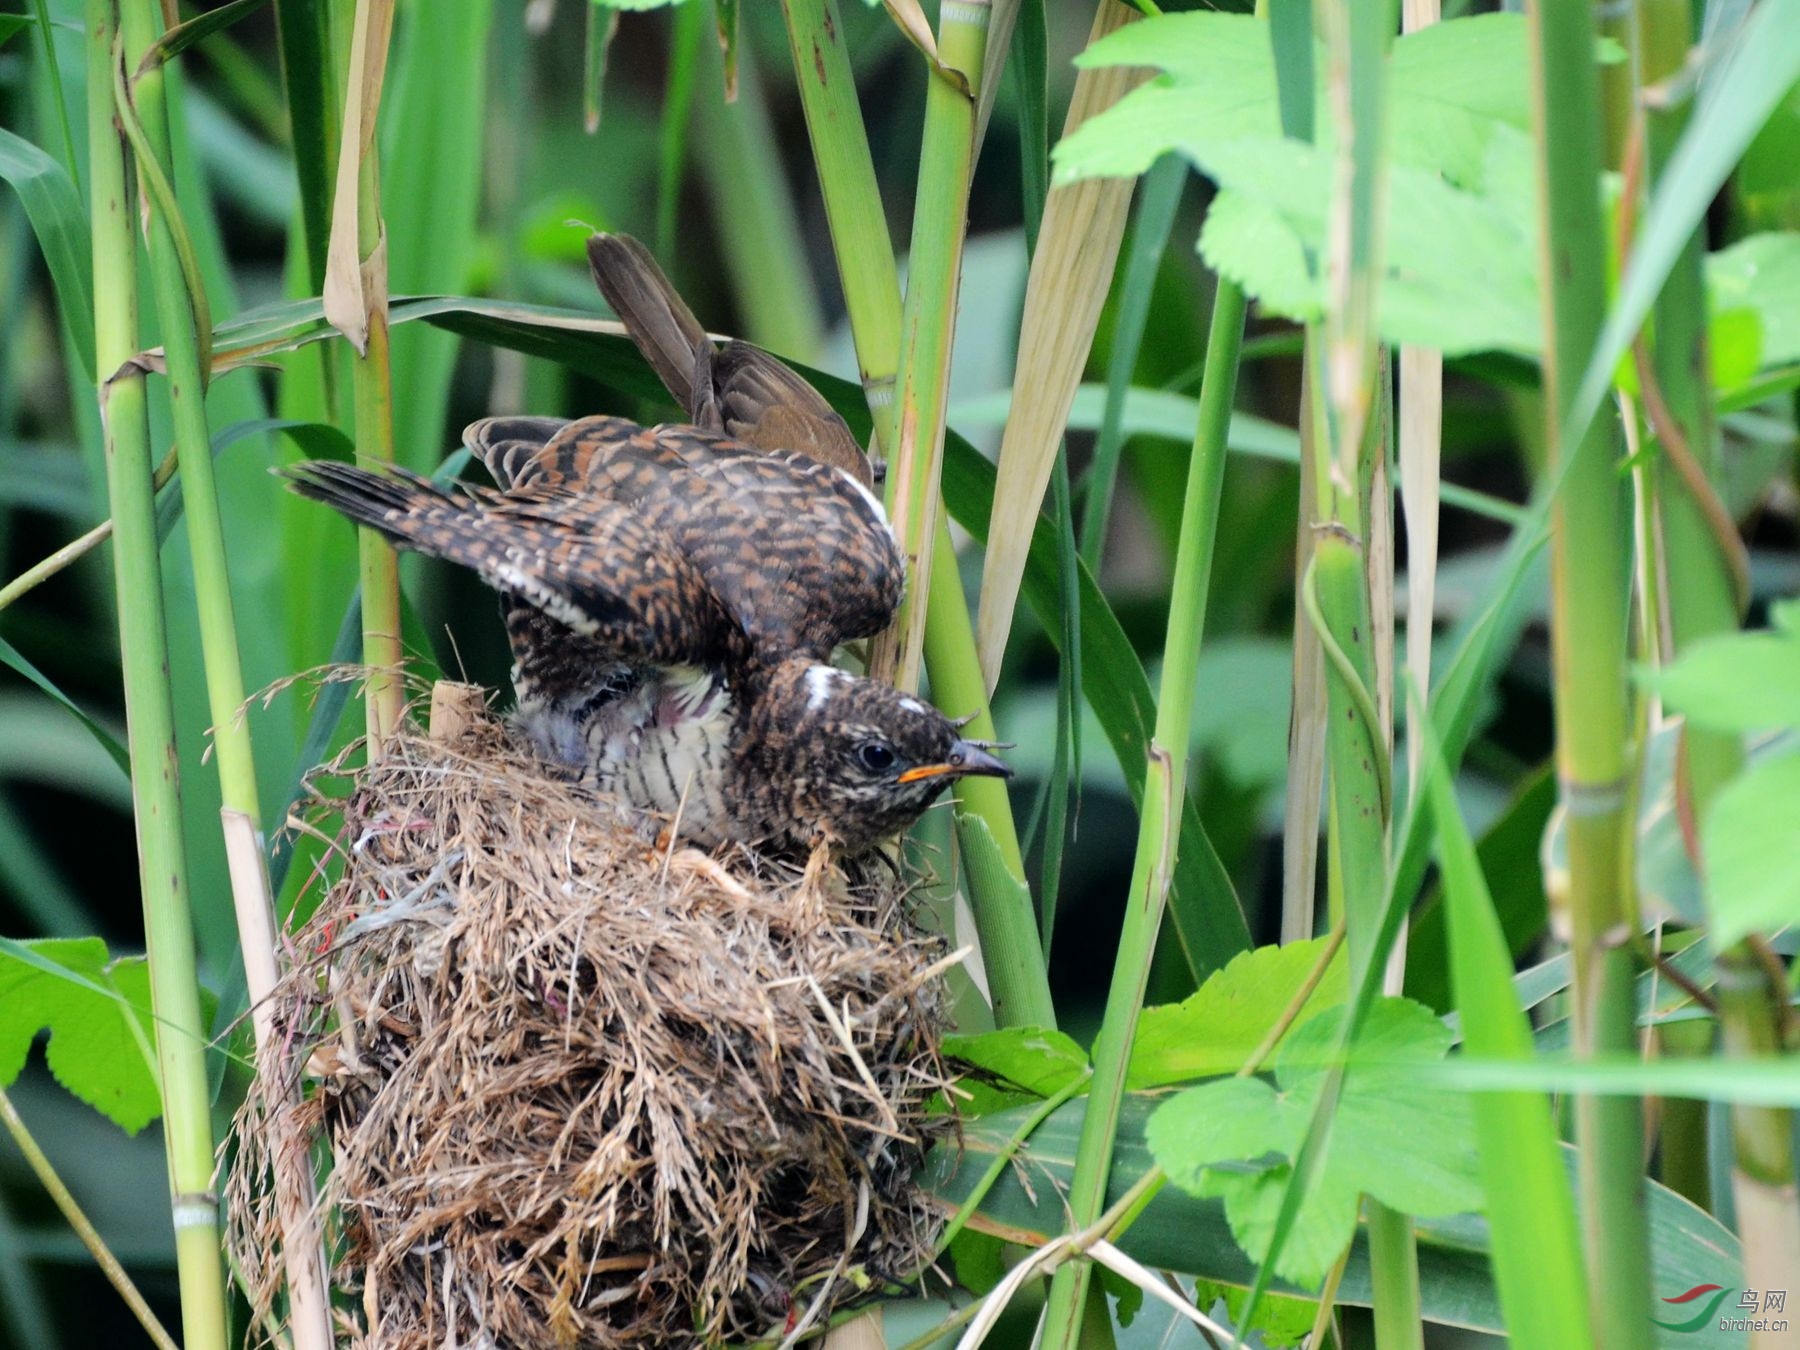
[921,1092,1743,1343]
[1128,936,1346,1088]
[1055,13,1530,189]
[1190,133,1540,357]
[1647,602,1800,733]
[0,126,95,377]
[1709,234,1800,370]
[0,938,161,1134]
[1189,1280,1316,1350]
[942,1025,1089,1099]
[1146,999,1482,1288]
[1422,700,1591,1348]
[1702,751,1800,950]
[1149,1078,1361,1289]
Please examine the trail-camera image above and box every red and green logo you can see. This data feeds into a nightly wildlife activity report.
[1654,1284,1738,1333]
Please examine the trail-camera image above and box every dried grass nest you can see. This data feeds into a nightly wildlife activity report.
[228,682,956,1350]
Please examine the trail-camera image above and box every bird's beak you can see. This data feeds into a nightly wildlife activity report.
[897,740,1014,784]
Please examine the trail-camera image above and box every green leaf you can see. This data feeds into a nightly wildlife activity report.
[1145,999,1482,1289]
[381,0,495,470]
[0,637,131,779]
[0,127,95,378]
[1056,13,1530,189]
[0,938,162,1134]
[1702,751,1800,951]
[943,1026,1090,1098]
[1191,134,1540,357]
[0,15,34,46]
[1190,1280,1316,1349]
[1708,233,1800,367]
[1648,604,1800,733]
[1421,695,1592,1348]
[1128,936,1346,1089]
[922,1092,1744,1342]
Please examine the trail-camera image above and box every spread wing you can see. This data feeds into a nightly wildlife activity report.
[586,231,875,487]
[281,460,745,670]
[461,414,902,661]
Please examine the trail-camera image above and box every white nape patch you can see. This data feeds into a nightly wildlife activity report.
[897,696,926,715]
[805,663,849,710]
[838,468,894,538]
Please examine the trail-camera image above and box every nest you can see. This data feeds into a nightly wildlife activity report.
[228,683,953,1350]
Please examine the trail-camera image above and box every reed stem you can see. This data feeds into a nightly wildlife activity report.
[1037,276,1247,1350]
[84,3,227,1345]
[872,0,990,694]
[115,6,335,1340]
[1527,0,1653,1341]
[782,0,1049,1028]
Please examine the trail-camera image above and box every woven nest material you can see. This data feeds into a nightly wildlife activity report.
[227,683,954,1350]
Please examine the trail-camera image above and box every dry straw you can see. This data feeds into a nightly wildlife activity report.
[228,683,953,1350]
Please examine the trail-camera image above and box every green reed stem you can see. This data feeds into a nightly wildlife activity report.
[875,0,989,694]
[1309,0,1421,1336]
[1038,276,1247,1350]
[119,6,337,1342]
[118,0,258,823]
[346,0,401,743]
[1527,0,1653,1343]
[1634,0,1798,1300]
[781,0,1049,1028]
[84,4,227,1347]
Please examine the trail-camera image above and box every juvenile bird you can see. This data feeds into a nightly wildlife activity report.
[284,237,1008,854]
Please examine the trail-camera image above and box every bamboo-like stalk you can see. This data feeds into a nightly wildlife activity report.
[116,8,336,1342]
[870,0,989,695]
[83,4,228,1347]
[1634,0,1799,1323]
[1309,0,1422,1336]
[781,0,1052,1029]
[1526,0,1653,1342]
[323,0,401,743]
[1037,278,1248,1350]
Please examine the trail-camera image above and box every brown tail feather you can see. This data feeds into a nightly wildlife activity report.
[586,233,711,417]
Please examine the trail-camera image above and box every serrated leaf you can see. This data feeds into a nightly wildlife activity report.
[1145,998,1482,1288]
[943,1025,1089,1098]
[1647,616,1800,733]
[1189,134,1540,356]
[1128,936,1346,1089]
[1056,12,1530,189]
[1190,1280,1317,1349]
[1703,751,1800,950]
[0,938,162,1135]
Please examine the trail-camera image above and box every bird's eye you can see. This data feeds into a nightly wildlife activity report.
[856,741,897,773]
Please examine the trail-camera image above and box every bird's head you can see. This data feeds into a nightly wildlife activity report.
[756,660,1012,853]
